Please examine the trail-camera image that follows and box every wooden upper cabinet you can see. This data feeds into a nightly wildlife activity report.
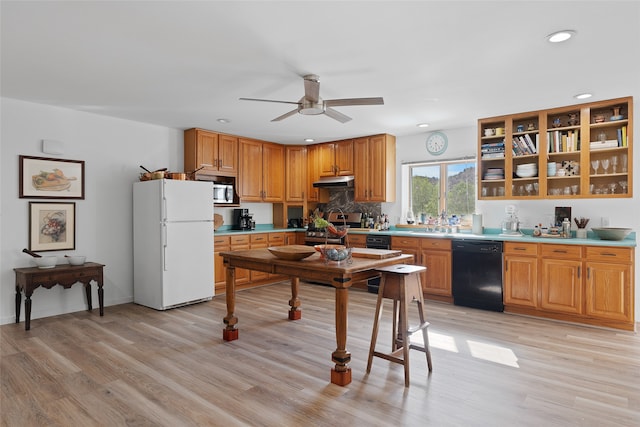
[318,139,354,176]
[285,145,307,202]
[239,138,263,201]
[184,128,238,177]
[217,134,239,175]
[262,143,284,202]
[307,144,320,201]
[353,134,396,202]
[238,139,284,203]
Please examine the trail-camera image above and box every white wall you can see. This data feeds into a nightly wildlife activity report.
[1,98,182,325]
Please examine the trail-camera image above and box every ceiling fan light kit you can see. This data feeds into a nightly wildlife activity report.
[240,74,383,123]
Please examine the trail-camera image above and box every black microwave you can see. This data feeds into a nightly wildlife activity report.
[213,183,234,204]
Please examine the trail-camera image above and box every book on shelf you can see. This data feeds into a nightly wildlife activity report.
[622,125,627,147]
[589,139,619,150]
[547,129,579,153]
[524,133,537,154]
[481,152,505,159]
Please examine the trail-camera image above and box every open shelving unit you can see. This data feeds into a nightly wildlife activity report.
[478,96,633,200]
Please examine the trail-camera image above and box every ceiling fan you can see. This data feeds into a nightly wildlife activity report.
[239,74,383,123]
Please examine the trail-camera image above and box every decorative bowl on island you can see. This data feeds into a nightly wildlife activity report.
[591,227,632,241]
[268,245,316,261]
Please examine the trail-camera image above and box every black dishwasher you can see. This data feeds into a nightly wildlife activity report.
[451,240,504,312]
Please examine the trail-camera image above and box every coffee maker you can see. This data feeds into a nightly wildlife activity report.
[233,208,254,230]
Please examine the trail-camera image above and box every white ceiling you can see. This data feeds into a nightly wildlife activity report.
[2,1,639,145]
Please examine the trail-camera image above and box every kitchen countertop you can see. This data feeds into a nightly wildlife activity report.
[214,226,636,247]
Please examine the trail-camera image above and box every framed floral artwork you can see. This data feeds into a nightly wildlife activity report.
[29,202,76,251]
[19,155,85,199]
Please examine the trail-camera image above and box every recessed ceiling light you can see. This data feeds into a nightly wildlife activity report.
[547,30,575,43]
[217,118,230,124]
[417,123,430,128]
[304,138,314,143]
[574,93,592,100]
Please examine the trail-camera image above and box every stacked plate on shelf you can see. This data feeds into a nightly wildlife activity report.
[515,163,538,178]
[483,168,504,180]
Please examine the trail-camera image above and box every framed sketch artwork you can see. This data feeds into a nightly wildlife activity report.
[19,155,85,199]
[29,202,76,251]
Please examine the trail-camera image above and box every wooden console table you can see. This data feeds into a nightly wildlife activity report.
[14,262,105,330]
[219,248,412,386]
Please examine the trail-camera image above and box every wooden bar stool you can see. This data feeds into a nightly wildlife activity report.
[366,264,432,386]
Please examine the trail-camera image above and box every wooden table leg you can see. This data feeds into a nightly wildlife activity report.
[288,277,302,320]
[15,286,21,324]
[24,291,33,331]
[331,286,352,386]
[85,282,93,311]
[97,275,104,316]
[223,265,238,341]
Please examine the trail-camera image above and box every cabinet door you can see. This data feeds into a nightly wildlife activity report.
[540,258,582,314]
[239,139,263,201]
[197,130,218,173]
[368,135,388,201]
[420,249,452,296]
[307,144,320,201]
[318,143,337,176]
[285,146,306,202]
[334,139,354,176]
[585,261,632,323]
[230,235,251,285]
[214,236,230,294]
[348,234,366,248]
[262,143,285,202]
[504,255,538,308]
[217,134,238,174]
[250,234,269,281]
[353,137,370,201]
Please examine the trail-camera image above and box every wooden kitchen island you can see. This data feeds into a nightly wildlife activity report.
[219,247,413,386]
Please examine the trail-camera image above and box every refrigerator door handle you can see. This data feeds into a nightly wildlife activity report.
[162,222,168,271]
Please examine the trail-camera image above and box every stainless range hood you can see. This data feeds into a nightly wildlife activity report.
[312,175,354,188]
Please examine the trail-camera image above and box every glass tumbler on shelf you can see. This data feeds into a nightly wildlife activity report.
[608,183,617,194]
[621,153,628,173]
[619,181,628,193]
[611,155,618,173]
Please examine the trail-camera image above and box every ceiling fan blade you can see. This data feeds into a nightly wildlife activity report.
[239,97,300,105]
[271,108,300,122]
[324,107,352,123]
[324,97,384,107]
[303,75,320,103]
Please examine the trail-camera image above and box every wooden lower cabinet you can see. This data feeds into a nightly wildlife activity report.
[215,232,304,295]
[584,246,634,326]
[348,234,366,248]
[503,242,538,308]
[420,239,452,300]
[392,236,452,302]
[504,242,635,331]
[214,235,230,295]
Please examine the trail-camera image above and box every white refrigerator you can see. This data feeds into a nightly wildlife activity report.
[133,179,214,310]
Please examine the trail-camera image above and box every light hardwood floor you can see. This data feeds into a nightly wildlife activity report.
[2,281,639,427]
